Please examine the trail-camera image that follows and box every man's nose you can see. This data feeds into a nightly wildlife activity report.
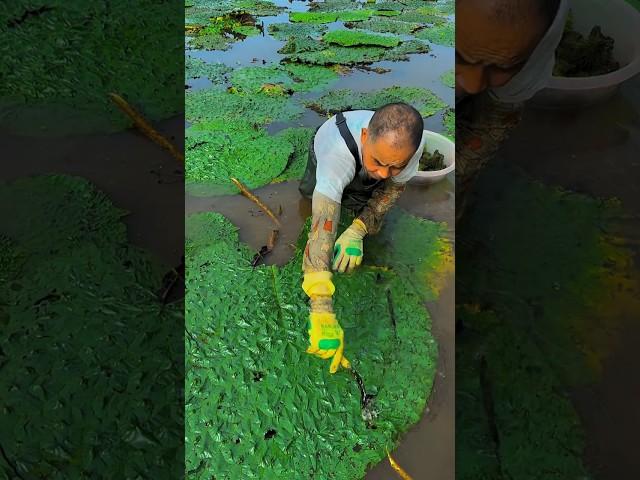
[378,167,390,179]
[458,65,488,95]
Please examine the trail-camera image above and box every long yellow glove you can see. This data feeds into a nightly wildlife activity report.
[332,219,367,273]
[302,271,351,373]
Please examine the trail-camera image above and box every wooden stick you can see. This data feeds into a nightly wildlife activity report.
[109,93,184,163]
[386,449,413,480]
[230,177,282,227]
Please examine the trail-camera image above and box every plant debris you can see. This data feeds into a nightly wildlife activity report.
[419,149,446,172]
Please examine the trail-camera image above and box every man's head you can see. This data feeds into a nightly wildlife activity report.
[456,0,560,98]
[360,103,423,181]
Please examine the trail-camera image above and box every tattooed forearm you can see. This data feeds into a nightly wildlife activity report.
[357,180,406,235]
[456,93,524,220]
[303,191,341,274]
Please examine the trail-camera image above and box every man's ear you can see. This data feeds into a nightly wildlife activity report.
[361,127,367,144]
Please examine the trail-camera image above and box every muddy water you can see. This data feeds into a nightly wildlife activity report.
[492,75,640,478]
[186,1,455,478]
[1,115,185,267]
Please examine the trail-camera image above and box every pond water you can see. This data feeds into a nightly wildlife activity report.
[185,1,455,478]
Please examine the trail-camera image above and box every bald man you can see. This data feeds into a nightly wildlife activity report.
[456,0,569,221]
[298,103,425,373]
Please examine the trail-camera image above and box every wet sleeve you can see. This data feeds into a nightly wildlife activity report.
[302,191,341,313]
[357,180,406,235]
[456,93,524,221]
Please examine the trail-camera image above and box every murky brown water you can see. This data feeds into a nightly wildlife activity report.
[1,115,185,267]
[492,74,640,478]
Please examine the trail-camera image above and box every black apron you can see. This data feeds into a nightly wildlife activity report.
[298,112,382,212]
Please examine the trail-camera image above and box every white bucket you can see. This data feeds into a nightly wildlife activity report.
[409,129,455,185]
[531,0,640,108]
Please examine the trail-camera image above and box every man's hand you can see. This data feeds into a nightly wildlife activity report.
[307,311,351,374]
[332,218,367,273]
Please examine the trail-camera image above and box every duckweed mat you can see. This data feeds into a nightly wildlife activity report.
[305,86,447,118]
[323,30,402,48]
[185,88,305,125]
[1,1,182,135]
[346,18,423,35]
[186,57,230,83]
[185,121,293,195]
[229,64,339,94]
[186,207,449,479]
[268,22,328,41]
[440,69,455,88]
[443,108,455,140]
[280,36,429,66]
[415,22,455,47]
[0,175,182,479]
[456,165,639,478]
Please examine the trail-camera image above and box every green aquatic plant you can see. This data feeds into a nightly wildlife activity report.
[186,0,284,18]
[268,22,328,41]
[228,65,338,95]
[280,36,428,65]
[0,175,182,479]
[373,10,401,17]
[345,18,422,35]
[1,1,182,135]
[289,10,376,24]
[186,14,260,51]
[185,122,293,195]
[186,208,446,479]
[305,86,447,118]
[322,29,402,48]
[440,69,455,88]
[456,164,640,478]
[185,88,304,125]
[443,108,455,140]
[393,11,448,24]
[308,0,363,12]
[272,127,316,183]
[415,22,455,47]
[186,57,230,83]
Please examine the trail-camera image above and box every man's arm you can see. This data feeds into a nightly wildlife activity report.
[302,190,341,312]
[456,92,525,221]
[357,180,406,235]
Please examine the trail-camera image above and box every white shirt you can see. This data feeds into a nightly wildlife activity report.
[313,110,424,203]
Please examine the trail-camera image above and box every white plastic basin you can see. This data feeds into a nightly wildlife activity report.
[532,0,640,108]
[409,130,455,185]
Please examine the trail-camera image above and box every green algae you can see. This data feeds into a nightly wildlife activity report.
[186,57,230,83]
[440,69,455,88]
[280,36,428,65]
[456,164,639,478]
[186,0,284,19]
[271,127,316,183]
[185,88,304,125]
[228,65,338,95]
[323,29,402,48]
[185,208,444,479]
[0,175,182,478]
[1,1,182,135]
[345,18,423,35]
[415,22,455,47]
[373,10,402,17]
[394,11,448,24]
[305,86,446,118]
[186,14,260,51]
[268,22,328,41]
[185,122,293,195]
[308,0,364,12]
[289,10,376,24]
[443,108,455,140]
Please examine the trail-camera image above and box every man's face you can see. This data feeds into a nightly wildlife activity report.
[360,128,415,181]
[456,0,548,98]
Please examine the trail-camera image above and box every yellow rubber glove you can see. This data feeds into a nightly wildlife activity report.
[307,312,351,373]
[302,271,350,373]
[332,218,367,273]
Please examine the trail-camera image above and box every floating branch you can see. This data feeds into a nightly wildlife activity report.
[386,448,413,480]
[230,177,282,227]
[109,93,184,163]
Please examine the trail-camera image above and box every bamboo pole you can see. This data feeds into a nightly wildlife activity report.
[109,93,184,163]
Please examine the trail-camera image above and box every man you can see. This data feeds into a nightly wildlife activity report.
[456,0,569,221]
[299,103,425,373]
